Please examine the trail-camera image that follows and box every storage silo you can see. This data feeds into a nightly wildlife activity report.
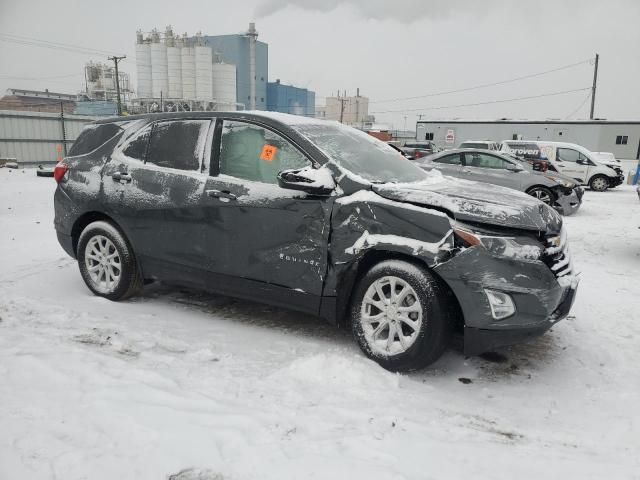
[212,62,237,110]
[181,39,196,100]
[194,42,213,101]
[135,31,152,98]
[165,27,182,99]
[150,29,168,98]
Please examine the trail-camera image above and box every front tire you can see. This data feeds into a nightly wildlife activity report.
[351,260,452,371]
[589,175,609,192]
[526,186,555,206]
[77,220,142,300]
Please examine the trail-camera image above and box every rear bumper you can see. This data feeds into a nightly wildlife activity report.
[464,283,577,355]
[57,231,76,258]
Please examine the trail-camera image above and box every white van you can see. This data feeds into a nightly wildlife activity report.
[500,140,624,191]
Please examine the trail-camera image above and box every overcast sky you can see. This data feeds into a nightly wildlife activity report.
[1,0,639,129]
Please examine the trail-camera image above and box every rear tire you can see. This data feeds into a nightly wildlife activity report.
[526,186,555,206]
[351,260,452,372]
[77,220,143,301]
[589,175,609,192]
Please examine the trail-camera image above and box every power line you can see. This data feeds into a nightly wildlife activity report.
[0,33,127,59]
[371,87,592,114]
[565,91,592,120]
[370,58,593,105]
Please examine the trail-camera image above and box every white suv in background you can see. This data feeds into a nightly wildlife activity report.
[501,140,624,191]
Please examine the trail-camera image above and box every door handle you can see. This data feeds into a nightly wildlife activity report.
[112,171,132,183]
[207,189,237,201]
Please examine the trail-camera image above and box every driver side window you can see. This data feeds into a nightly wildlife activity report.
[219,120,310,184]
[556,148,586,163]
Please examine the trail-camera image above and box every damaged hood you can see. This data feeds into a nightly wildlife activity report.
[372,177,562,233]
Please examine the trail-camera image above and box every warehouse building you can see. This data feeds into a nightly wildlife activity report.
[416,120,640,159]
[266,80,315,117]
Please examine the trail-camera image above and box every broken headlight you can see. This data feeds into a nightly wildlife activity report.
[452,222,542,260]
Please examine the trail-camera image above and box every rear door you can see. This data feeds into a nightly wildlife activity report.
[427,152,463,177]
[101,118,213,276]
[461,151,521,189]
[200,118,333,303]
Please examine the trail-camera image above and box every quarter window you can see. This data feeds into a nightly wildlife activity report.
[464,152,510,169]
[616,135,628,145]
[219,120,311,184]
[68,123,123,157]
[146,120,209,171]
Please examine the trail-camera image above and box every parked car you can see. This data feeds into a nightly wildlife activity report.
[501,140,624,191]
[458,140,501,151]
[402,141,438,160]
[420,149,583,215]
[386,142,412,158]
[54,112,578,371]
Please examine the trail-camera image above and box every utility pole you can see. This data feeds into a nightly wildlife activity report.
[589,53,599,120]
[59,101,67,156]
[108,55,126,115]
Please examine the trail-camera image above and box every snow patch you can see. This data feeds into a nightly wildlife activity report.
[345,229,453,256]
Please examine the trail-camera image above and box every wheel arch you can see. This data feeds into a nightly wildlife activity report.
[333,249,464,332]
[71,211,121,256]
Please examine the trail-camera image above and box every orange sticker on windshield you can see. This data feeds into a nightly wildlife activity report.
[260,144,278,161]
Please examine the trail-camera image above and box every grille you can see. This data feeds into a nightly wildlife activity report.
[542,227,573,278]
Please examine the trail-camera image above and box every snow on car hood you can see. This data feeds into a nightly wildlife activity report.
[372,177,562,233]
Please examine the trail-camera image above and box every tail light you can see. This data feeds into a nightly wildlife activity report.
[54,162,69,183]
[414,150,423,159]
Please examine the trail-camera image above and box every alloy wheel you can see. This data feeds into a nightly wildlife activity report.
[360,276,423,356]
[84,235,122,294]
[530,188,552,205]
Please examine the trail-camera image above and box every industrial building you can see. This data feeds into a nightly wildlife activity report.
[416,119,640,160]
[133,24,269,113]
[0,89,77,114]
[266,80,315,117]
[202,23,267,111]
[316,91,371,127]
[84,61,131,104]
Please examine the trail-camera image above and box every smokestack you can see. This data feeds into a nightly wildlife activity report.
[246,22,258,110]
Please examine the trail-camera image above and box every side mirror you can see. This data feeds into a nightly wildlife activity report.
[576,158,586,165]
[506,163,524,172]
[277,166,335,195]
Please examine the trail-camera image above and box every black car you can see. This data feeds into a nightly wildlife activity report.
[54,112,578,371]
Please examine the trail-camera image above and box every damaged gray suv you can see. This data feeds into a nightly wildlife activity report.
[54,112,578,371]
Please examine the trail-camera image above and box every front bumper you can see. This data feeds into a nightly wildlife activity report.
[608,170,625,187]
[553,186,582,216]
[434,245,579,355]
[464,282,577,354]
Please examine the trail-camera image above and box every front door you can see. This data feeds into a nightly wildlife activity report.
[555,147,588,183]
[201,119,333,302]
[101,119,213,276]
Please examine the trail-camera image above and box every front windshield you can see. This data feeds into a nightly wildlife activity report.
[293,123,429,183]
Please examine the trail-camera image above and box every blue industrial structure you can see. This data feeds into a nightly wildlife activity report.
[267,80,315,117]
[202,35,268,110]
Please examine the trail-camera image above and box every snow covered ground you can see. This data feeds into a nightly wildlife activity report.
[1,167,639,480]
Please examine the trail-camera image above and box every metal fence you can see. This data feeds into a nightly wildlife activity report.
[0,110,98,165]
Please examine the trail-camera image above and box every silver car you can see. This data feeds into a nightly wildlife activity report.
[420,149,583,215]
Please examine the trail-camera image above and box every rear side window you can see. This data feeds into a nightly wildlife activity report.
[146,120,210,171]
[122,125,151,161]
[68,123,122,157]
[434,153,461,165]
[464,152,511,169]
